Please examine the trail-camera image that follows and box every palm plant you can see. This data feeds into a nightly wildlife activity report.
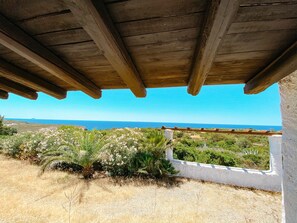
[41,131,105,179]
[142,130,170,158]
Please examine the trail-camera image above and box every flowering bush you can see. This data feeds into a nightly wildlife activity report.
[99,128,142,176]
[0,133,26,158]
[0,126,85,163]
[0,127,178,179]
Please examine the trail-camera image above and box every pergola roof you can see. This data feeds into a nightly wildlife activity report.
[0,0,296,100]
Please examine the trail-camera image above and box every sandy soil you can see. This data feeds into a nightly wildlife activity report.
[0,155,281,223]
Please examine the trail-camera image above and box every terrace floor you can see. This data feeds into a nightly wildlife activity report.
[0,155,281,223]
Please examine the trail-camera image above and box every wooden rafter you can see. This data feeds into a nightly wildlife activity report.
[244,41,297,94]
[0,13,101,99]
[187,0,239,95]
[66,0,146,97]
[0,77,37,100]
[0,90,8,99]
[0,58,67,99]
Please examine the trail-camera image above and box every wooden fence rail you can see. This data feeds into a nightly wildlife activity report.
[161,126,282,136]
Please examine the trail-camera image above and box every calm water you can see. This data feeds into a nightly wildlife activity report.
[8,119,282,131]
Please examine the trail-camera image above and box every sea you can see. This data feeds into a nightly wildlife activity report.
[7,118,282,131]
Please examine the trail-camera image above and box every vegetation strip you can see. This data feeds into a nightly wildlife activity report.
[162,126,282,135]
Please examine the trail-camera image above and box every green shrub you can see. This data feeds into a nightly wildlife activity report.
[141,129,169,158]
[0,126,17,136]
[129,151,177,178]
[0,133,25,158]
[0,116,17,136]
[175,131,184,138]
[173,144,199,162]
[179,138,204,148]
[201,150,238,166]
[41,131,105,179]
[236,137,252,149]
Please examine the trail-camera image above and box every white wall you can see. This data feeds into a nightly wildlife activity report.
[165,129,282,192]
[279,71,297,223]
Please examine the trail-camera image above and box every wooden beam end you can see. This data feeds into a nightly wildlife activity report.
[134,88,147,98]
[90,90,102,99]
[27,92,38,100]
[187,85,200,96]
[0,90,8,99]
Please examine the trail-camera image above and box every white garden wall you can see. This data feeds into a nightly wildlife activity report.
[164,129,282,192]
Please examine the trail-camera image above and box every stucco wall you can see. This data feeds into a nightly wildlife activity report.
[279,71,297,223]
[164,130,282,192]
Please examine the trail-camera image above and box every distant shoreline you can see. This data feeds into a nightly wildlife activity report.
[6,118,282,131]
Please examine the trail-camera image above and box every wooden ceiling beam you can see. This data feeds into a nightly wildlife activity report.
[0,90,8,99]
[244,41,297,94]
[187,0,239,95]
[0,13,101,99]
[66,0,146,97]
[0,58,67,99]
[0,77,37,100]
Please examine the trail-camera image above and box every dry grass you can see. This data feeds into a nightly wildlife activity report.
[0,155,281,223]
[4,120,61,133]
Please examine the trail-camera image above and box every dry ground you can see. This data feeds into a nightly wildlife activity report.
[0,155,281,223]
[4,120,61,133]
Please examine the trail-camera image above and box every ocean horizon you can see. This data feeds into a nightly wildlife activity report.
[7,118,282,131]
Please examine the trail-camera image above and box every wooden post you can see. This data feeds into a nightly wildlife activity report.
[279,71,297,223]
[164,129,174,160]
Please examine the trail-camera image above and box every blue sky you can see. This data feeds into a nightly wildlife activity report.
[0,84,281,126]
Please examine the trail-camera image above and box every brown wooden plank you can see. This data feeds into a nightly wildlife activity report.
[0,50,72,90]
[116,13,204,37]
[6,42,122,90]
[0,90,8,99]
[244,41,297,94]
[0,0,68,21]
[145,77,187,88]
[235,3,297,22]
[123,28,199,47]
[188,0,239,95]
[17,11,81,35]
[143,72,189,81]
[0,58,67,99]
[0,44,12,55]
[138,63,190,77]
[0,13,101,98]
[218,30,297,54]
[209,59,271,74]
[129,40,196,56]
[204,78,244,85]
[240,0,297,5]
[67,0,146,97]
[35,28,92,46]
[214,50,277,62]
[50,41,103,60]
[0,77,37,100]
[135,51,193,65]
[106,0,207,23]
[228,19,297,34]
[87,73,127,89]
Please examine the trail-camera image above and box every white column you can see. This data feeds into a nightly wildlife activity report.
[279,71,297,223]
[268,135,282,175]
[164,129,173,160]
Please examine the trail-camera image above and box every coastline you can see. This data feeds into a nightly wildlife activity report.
[6,118,282,131]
